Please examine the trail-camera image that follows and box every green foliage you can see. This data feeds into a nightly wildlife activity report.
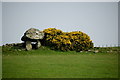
[43,28,94,51]
[2,43,25,53]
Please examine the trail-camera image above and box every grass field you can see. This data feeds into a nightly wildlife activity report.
[2,45,119,78]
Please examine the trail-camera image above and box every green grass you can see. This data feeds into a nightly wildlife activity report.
[2,45,119,78]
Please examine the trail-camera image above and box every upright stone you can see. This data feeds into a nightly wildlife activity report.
[26,41,32,51]
[36,40,41,49]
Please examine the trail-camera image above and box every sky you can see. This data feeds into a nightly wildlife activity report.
[0,2,2,79]
[2,2,118,47]
[119,2,120,46]
[0,2,2,47]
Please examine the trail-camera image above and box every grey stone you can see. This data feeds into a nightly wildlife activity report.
[36,40,41,49]
[26,41,32,51]
[21,28,44,51]
[21,28,44,41]
[94,50,99,53]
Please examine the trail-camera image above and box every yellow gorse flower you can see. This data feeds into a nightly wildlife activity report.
[43,28,93,51]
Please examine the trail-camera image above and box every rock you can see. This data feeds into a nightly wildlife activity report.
[26,41,32,51]
[88,50,92,52]
[21,28,44,41]
[21,28,44,51]
[36,40,41,49]
[80,51,83,53]
[94,50,99,53]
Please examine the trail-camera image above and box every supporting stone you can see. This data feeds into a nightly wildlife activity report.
[36,40,41,49]
[26,41,32,51]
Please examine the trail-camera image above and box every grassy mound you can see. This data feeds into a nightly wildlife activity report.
[2,43,119,78]
[2,43,119,55]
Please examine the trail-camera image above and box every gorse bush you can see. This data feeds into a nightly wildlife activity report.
[42,28,93,51]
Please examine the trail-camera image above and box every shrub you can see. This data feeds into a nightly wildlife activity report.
[42,28,93,51]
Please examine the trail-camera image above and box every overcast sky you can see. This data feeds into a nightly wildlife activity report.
[0,2,2,46]
[2,2,118,47]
